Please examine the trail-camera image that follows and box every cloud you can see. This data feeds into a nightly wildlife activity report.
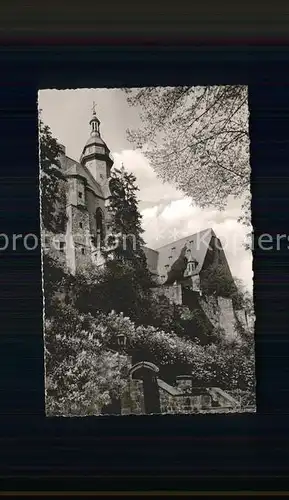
[112,150,184,207]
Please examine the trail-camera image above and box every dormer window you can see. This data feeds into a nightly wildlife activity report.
[187,261,196,274]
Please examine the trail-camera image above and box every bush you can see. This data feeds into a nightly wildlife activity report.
[44,298,255,415]
[71,261,185,334]
[45,303,128,416]
[201,264,236,298]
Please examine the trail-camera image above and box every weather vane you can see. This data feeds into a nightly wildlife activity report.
[92,101,96,114]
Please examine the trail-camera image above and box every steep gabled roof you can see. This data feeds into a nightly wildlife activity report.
[156,228,215,281]
[60,154,104,198]
[142,246,159,274]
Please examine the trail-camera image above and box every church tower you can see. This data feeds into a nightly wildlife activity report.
[59,103,115,274]
[80,102,114,200]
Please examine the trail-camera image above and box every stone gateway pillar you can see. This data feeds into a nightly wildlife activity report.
[122,361,161,415]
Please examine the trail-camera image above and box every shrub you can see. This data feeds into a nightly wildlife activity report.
[201,264,236,298]
[45,303,128,416]
[44,300,255,415]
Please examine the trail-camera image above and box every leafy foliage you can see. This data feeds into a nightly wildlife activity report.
[42,245,72,317]
[45,303,128,416]
[232,277,254,317]
[45,299,255,414]
[123,86,250,215]
[107,165,147,266]
[73,260,152,325]
[68,260,181,333]
[39,118,67,233]
[201,263,237,298]
[179,307,214,343]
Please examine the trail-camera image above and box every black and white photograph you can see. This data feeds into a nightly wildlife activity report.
[39,87,255,416]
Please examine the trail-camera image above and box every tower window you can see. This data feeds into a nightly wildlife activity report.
[59,242,65,253]
[81,248,85,255]
[78,192,83,199]
[79,222,83,229]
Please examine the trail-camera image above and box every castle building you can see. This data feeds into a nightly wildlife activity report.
[56,104,114,273]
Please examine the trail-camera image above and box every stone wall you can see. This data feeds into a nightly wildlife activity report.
[158,377,214,414]
[121,379,145,415]
[159,392,184,414]
[119,374,239,415]
[66,205,92,273]
[217,296,238,341]
[159,390,213,414]
[199,295,238,341]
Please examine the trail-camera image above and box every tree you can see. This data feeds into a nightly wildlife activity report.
[123,86,251,223]
[39,117,67,233]
[107,165,148,267]
[231,277,254,317]
[45,302,128,416]
[72,259,182,331]
[73,260,152,325]
[42,246,74,318]
[201,263,237,298]
[104,165,155,308]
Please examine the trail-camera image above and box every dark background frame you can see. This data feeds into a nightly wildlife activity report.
[1,6,289,494]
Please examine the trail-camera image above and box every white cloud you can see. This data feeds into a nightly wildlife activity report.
[112,150,183,207]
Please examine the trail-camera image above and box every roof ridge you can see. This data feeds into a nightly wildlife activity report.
[64,158,103,196]
[155,227,213,251]
[65,155,78,164]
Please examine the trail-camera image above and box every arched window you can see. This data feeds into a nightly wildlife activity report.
[95,208,105,245]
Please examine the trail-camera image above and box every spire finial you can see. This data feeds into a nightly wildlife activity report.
[92,101,96,115]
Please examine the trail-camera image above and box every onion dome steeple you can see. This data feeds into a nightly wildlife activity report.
[80,102,114,193]
[90,101,100,136]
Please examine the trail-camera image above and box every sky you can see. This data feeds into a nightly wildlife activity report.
[38,88,253,292]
